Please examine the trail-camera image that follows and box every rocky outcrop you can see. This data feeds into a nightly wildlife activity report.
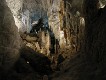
[20,29,51,55]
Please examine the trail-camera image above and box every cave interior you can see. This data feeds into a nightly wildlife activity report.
[0,0,106,80]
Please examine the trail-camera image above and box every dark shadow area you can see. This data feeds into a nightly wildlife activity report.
[19,46,53,75]
[0,46,53,80]
[30,18,44,33]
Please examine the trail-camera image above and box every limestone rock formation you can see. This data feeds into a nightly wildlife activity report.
[0,0,106,80]
[6,0,49,33]
[50,0,106,80]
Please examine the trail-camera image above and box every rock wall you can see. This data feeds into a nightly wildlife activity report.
[6,0,24,32]
[84,0,106,63]
[0,0,20,72]
[51,0,106,80]
[45,0,86,58]
[62,0,85,56]
[46,0,85,58]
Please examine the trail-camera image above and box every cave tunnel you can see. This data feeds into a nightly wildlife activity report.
[0,0,106,80]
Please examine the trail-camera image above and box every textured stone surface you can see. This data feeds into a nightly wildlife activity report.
[6,0,49,33]
[50,0,106,80]
[0,0,20,71]
[0,0,106,80]
[6,0,23,31]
